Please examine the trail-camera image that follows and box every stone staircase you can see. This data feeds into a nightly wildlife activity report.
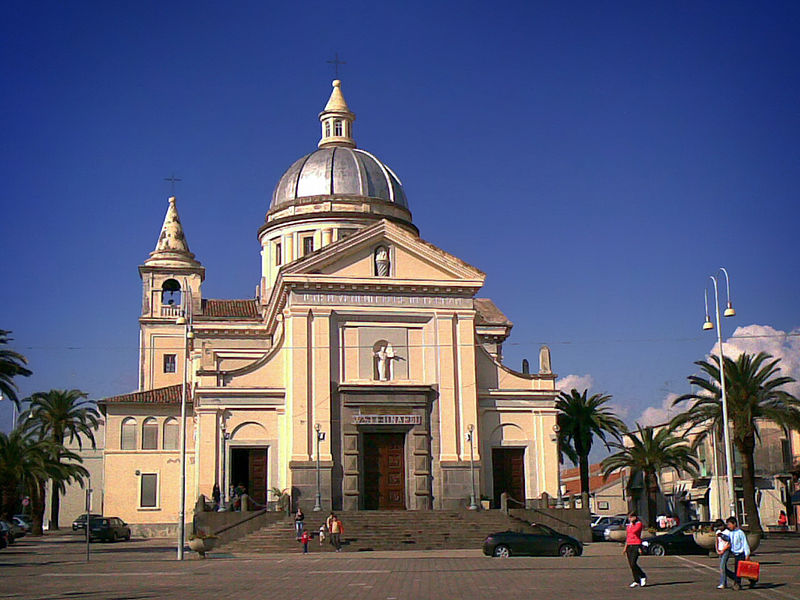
[220,510,531,554]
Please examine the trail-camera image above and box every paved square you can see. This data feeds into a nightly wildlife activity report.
[3,534,799,600]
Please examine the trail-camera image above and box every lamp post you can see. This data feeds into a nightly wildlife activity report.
[702,268,736,520]
[314,423,324,511]
[176,282,194,560]
[554,424,564,508]
[220,412,230,505]
[466,424,478,510]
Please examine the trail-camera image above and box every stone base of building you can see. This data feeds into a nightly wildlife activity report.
[289,460,334,512]
[438,461,481,510]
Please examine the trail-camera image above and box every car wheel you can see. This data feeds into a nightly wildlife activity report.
[559,544,577,557]
[493,544,511,558]
[112,532,119,543]
[649,543,666,557]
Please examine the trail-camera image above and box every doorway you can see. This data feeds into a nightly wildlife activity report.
[492,447,525,507]
[363,433,406,510]
[230,447,268,506]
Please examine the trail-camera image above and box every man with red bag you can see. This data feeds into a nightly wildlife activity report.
[717,517,752,590]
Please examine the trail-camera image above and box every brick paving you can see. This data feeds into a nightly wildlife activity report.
[3,533,799,600]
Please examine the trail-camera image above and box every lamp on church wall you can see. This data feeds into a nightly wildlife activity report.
[466,424,478,511]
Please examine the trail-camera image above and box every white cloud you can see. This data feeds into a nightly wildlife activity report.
[639,393,680,427]
[636,324,800,426]
[556,374,595,394]
[715,324,800,397]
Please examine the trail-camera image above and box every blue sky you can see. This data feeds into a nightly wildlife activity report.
[2,1,799,444]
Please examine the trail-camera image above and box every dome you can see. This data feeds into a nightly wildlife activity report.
[270,146,408,210]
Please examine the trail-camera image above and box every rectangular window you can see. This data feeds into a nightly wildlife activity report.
[598,501,609,510]
[140,473,158,508]
[334,120,343,136]
[275,243,282,266]
[163,354,176,373]
[302,236,314,256]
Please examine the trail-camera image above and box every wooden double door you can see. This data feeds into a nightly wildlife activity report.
[363,433,406,510]
[492,447,525,507]
[231,447,268,505]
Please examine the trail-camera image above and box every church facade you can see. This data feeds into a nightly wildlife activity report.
[101,81,560,529]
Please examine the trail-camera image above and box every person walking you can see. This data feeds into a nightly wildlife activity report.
[714,520,731,589]
[211,483,221,511]
[718,516,750,590]
[294,508,305,539]
[623,512,647,588]
[330,515,343,552]
[326,512,336,547]
[300,529,310,554]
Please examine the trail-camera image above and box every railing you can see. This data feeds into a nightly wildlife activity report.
[160,305,182,317]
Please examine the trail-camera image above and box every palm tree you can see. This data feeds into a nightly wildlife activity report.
[22,389,100,530]
[0,330,32,407]
[0,429,87,535]
[671,351,800,534]
[601,424,699,527]
[556,388,627,507]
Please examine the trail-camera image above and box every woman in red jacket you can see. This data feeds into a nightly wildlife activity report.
[623,512,647,588]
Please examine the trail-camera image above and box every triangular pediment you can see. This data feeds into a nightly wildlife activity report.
[281,220,486,283]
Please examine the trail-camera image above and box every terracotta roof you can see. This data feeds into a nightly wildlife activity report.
[99,384,188,405]
[201,299,261,319]
[474,298,513,328]
[561,463,623,495]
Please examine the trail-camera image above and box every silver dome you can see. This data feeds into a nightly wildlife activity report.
[271,147,408,210]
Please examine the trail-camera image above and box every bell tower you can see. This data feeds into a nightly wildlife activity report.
[138,196,204,389]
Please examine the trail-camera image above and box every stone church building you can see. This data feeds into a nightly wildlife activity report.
[100,80,560,529]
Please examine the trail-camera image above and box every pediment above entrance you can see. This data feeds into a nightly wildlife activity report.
[279,219,486,283]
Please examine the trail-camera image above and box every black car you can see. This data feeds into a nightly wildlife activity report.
[88,517,131,542]
[641,521,714,556]
[483,524,583,558]
[72,513,103,531]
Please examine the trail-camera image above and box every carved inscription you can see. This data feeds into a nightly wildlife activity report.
[353,415,422,425]
[294,292,471,308]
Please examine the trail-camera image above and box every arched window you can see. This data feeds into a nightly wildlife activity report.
[325,121,331,137]
[161,279,181,306]
[121,418,137,450]
[334,120,343,136]
[142,417,158,450]
[163,417,179,450]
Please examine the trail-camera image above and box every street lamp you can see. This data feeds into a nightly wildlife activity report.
[314,423,325,512]
[703,268,737,520]
[176,281,194,560]
[466,424,478,510]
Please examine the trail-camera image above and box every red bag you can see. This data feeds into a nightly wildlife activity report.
[736,560,760,581]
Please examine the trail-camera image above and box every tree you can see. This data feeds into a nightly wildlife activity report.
[0,428,87,535]
[0,330,32,407]
[671,351,800,534]
[601,424,699,527]
[556,388,627,507]
[21,389,99,530]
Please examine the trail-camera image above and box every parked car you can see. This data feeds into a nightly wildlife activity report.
[641,521,714,556]
[592,516,626,541]
[88,517,131,542]
[72,513,103,531]
[12,515,32,533]
[483,524,583,558]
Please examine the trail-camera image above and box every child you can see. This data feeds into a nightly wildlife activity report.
[300,529,310,554]
[319,524,326,546]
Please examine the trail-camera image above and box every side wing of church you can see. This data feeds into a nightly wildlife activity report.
[101,80,560,528]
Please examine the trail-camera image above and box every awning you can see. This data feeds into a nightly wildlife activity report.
[686,485,710,501]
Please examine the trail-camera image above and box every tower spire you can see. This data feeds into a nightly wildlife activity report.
[318,80,356,148]
[144,196,201,267]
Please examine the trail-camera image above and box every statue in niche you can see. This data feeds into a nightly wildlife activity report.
[373,340,405,381]
[539,344,552,374]
[375,245,390,277]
